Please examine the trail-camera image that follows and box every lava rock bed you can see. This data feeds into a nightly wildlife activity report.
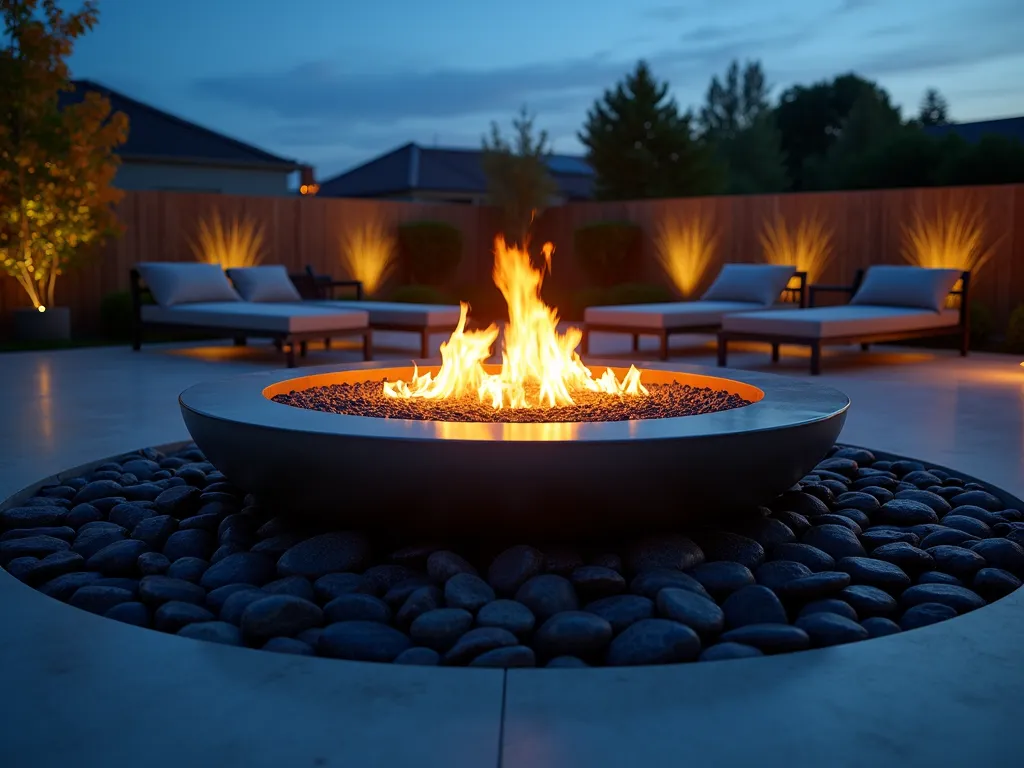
[271,381,752,423]
[3,443,1023,667]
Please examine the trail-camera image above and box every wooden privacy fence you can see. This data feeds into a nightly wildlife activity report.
[0,192,501,335]
[535,183,1024,329]
[1,184,1022,337]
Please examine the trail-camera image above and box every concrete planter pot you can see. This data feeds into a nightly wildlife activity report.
[13,306,71,342]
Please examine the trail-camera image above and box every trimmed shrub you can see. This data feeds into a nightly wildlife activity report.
[1007,304,1024,354]
[604,282,674,307]
[396,221,463,285]
[573,221,643,286]
[388,284,452,305]
[568,287,610,322]
[969,302,994,349]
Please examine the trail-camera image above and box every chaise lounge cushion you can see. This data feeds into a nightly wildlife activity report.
[585,301,765,330]
[140,302,369,334]
[137,263,242,307]
[721,305,960,339]
[227,266,303,303]
[307,300,461,327]
[849,265,962,312]
[700,264,797,306]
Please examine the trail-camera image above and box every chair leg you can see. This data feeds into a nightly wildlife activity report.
[132,323,142,352]
[632,333,639,351]
[960,328,969,357]
[810,342,822,375]
[658,332,668,361]
[363,330,373,361]
[717,336,727,367]
[860,342,870,351]
[582,329,590,356]
[299,341,308,358]
[324,337,331,350]
[771,342,780,363]
[285,341,296,368]
[421,331,431,359]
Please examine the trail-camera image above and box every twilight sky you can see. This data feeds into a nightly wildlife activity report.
[67,0,1024,179]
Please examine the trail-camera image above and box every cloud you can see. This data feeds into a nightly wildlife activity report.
[834,0,875,13]
[642,5,689,23]
[193,17,820,132]
[869,23,915,38]
[851,29,1023,78]
[187,0,1024,171]
[678,24,753,44]
[193,55,625,126]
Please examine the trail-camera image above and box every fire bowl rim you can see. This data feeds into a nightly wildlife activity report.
[178,359,850,444]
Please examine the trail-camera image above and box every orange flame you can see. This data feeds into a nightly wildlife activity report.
[383,236,648,409]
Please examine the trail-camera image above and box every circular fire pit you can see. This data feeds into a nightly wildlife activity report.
[178,361,849,535]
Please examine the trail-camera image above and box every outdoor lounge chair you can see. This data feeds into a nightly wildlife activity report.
[131,263,372,367]
[717,265,970,375]
[582,264,805,360]
[280,265,462,358]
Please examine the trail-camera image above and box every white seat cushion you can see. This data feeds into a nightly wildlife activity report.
[227,266,303,302]
[141,302,369,334]
[585,301,766,330]
[137,263,241,307]
[849,265,962,312]
[701,264,796,305]
[307,300,461,326]
[721,305,961,338]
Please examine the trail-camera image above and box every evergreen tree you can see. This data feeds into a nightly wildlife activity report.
[917,88,950,126]
[699,60,786,193]
[480,105,557,246]
[699,59,770,138]
[578,60,721,200]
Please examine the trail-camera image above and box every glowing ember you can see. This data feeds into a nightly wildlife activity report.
[383,237,648,409]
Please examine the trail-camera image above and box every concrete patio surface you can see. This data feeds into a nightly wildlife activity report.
[1,330,1023,767]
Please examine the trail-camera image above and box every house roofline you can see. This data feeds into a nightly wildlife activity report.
[318,143,416,185]
[72,78,303,169]
[320,141,593,187]
[940,115,1023,125]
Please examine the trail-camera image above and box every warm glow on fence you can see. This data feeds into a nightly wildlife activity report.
[340,218,397,296]
[760,213,834,286]
[901,203,994,275]
[654,213,719,298]
[190,212,266,269]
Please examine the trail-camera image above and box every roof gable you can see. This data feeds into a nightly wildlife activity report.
[317,144,417,197]
[319,143,594,199]
[60,79,300,169]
